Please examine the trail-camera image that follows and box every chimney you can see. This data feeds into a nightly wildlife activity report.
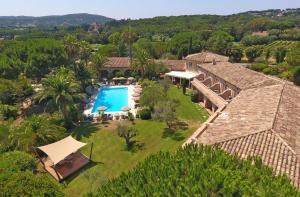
[212,59,216,65]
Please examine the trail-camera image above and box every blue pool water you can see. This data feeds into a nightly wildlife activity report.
[92,87,128,113]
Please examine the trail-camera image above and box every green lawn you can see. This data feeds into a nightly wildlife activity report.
[63,87,209,196]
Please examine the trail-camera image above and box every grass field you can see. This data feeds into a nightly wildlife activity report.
[63,86,209,196]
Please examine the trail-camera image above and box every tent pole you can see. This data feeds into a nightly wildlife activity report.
[89,142,94,160]
[33,147,45,167]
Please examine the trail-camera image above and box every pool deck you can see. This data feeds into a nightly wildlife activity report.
[83,85,137,118]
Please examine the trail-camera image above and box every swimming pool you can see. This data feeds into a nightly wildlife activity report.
[92,87,129,113]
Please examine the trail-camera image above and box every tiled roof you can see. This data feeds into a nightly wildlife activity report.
[199,62,283,90]
[156,60,186,71]
[217,130,300,188]
[273,84,300,159]
[103,58,186,71]
[185,52,229,63]
[197,84,284,145]
[104,57,131,68]
[195,82,300,188]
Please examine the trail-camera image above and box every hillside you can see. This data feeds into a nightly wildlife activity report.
[0,13,114,27]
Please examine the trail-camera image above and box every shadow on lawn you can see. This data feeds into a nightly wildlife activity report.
[126,140,145,153]
[63,160,104,184]
[162,128,185,141]
[72,123,99,140]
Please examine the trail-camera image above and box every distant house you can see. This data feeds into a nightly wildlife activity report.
[251,31,269,37]
[100,57,186,78]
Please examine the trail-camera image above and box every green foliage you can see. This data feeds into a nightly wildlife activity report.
[275,47,287,63]
[0,123,10,153]
[117,125,138,149]
[242,35,275,46]
[2,171,63,197]
[140,82,165,109]
[191,90,199,103]
[0,104,17,120]
[9,114,67,152]
[38,67,82,128]
[207,31,234,55]
[93,145,299,196]
[250,63,268,72]
[0,39,67,80]
[0,151,61,197]
[97,44,119,56]
[132,47,151,78]
[138,108,152,120]
[228,44,243,63]
[0,151,36,173]
[245,46,263,62]
[294,67,300,86]
[152,100,178,129]
[287,43,300,66]
[115,71,124,77]
[0,77,33,105]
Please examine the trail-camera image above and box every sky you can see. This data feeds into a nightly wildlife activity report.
[1,0,300,19]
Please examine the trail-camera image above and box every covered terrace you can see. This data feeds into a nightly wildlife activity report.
[36,136,91,182]
[165,71,199,88]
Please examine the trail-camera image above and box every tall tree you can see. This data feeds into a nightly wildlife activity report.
[38,67,82,128]
[91,53,108,80]
[63,34,79,64]
[133,48,151,78]
[9,115,66,152]
[122,28,138,62]
[79,41,92,68]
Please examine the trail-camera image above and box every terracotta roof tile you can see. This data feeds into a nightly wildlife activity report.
[197,84,284,145]
[104,57,131,68]
[273,84,300,158]
[185,52,229,63]
[199,62,283,90]
[156,60,186,71]
[216,130,300,188]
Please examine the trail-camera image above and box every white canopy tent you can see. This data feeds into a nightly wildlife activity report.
[166,71,199,80]
[166,71,199,87]
[37,136,87,165]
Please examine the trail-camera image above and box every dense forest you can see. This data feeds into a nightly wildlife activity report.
[0,8,300,196]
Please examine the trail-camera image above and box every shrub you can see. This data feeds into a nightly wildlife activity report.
[262,67,279,75]
[245,46,263,62]
[0,151,36,172]
[191,90,199,103]
[2,171,63,197]
[294,67,300,86]
[250,63,268,72]
[93,145,299,196]
[0,104,17,120]
[128,112,134,122]
[138,108,152,120]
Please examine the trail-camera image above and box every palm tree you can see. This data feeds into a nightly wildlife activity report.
[91,53,108,80]
[122,28,138,62]
[38,67,83,128]
[133,48,151,78]
[79,41,92,68]
[63,34,79,64]
[9,115,66,152]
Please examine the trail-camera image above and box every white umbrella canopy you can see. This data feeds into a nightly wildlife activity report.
[97,106,108,111]
[134,88,142,93]
[132,93,140,97]
[133,97,140,101]
[121,106,131,112]
[128,77,135,81]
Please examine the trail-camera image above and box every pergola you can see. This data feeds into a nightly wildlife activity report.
[36,136,91,182]
[165,71,199,88]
